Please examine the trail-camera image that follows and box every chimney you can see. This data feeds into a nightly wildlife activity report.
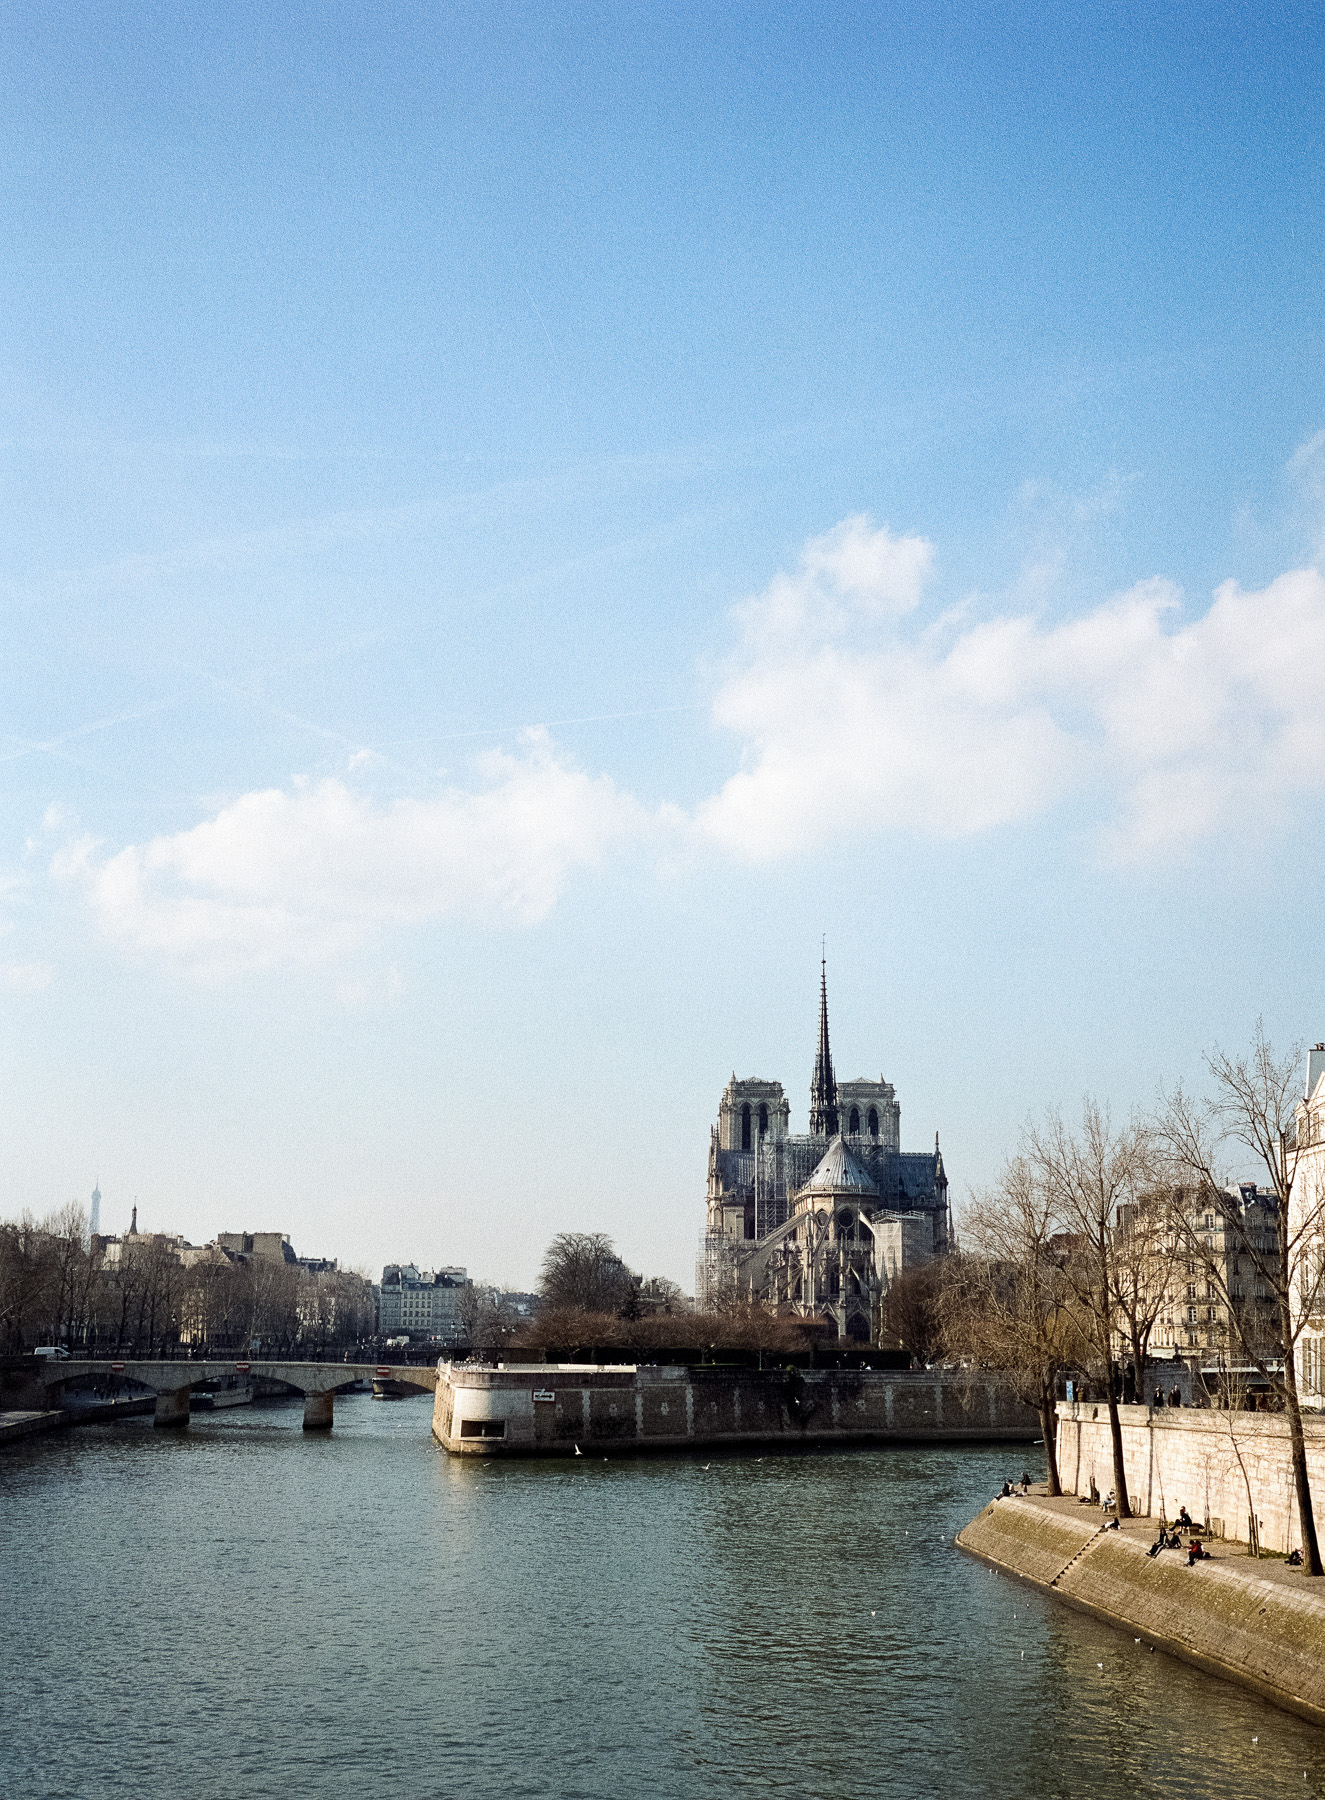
[1309,1045,1325,1102]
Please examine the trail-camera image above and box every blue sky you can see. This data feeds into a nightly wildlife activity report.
[4,2,1325,1286]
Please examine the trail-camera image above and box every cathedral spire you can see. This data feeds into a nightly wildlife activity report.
[809,954,839,1137]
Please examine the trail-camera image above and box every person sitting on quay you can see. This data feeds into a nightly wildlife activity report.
[1285,1547,1304,1567]
[1187,1540,1210,1566]
[1176,1505,1193,1530]
[998,1479,1013,1498]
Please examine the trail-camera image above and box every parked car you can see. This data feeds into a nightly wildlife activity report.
[33,1345,70,1359]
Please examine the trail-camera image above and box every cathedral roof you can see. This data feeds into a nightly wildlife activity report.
[800,1135,878,1198]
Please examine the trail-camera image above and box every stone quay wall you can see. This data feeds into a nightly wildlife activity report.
[958,1495,1325,1726]
[1056,1401,1325,1552]
[433,1362,1037,1456]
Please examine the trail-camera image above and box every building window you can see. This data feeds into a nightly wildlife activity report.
[758,1102,768,1136]
[1187,1306,1197,1323]
[1302,1336,1324,1396]
[868,1107,879,1139]
[741,1103,752,1151]
[848,1106,860,1135]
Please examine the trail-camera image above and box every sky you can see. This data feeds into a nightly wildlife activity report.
[4,1,1325,1288]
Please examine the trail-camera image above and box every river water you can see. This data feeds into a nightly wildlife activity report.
[3,1393,1324,1800]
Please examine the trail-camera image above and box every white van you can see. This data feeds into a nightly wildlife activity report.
[33,1345,70,1360]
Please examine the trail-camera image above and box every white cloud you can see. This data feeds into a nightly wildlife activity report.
[1287,429,1325,482]
[698,518,1325,861]
[0,961,54,993]
[55,732,641,971]
[50,516,1325,972]
[1289,428,1325,561]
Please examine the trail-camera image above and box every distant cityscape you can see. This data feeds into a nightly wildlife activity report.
[36,1192,541,1355]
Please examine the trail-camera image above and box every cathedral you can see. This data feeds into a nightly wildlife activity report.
[701,964,950,1341]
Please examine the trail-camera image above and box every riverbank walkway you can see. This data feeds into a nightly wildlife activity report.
[1009,1488,1325,1593]
[959,1488,1325,1723]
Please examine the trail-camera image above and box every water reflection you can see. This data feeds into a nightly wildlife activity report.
[1,1397,1321,1800]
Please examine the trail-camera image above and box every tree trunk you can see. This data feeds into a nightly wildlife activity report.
[1130,1328,1148,1409]
[1103,1366,1132,1517]
[1039,1387,1062,1495]
[1096,1226,1132,1517]
[1284,1375,1324,1575]
[1274,1193,1322,1574]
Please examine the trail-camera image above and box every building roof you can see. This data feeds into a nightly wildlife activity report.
[800,1134,879,1198]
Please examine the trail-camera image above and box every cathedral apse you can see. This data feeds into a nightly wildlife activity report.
[701,963,950,1342]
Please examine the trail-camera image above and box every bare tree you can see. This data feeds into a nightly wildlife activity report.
[1108,1188,1183,1403]
[1026,1102,1156,1518]
[459,1285,521,1355]
[877,1262,947,1364]
[0,1214,52,1353]
[41,1203,91,1347]
[946,1157,1087,1494]
[1157,1026,1325,1575]
[636,1275,685,1314]
[538,1233,638,1315]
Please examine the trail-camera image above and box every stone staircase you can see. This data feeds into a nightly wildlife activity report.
[1049,1522,1109,1587]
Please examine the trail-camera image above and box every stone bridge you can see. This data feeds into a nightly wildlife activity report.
[28,1359,438,1430]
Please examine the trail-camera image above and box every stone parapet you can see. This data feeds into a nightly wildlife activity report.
[1056,1401,1325,1552]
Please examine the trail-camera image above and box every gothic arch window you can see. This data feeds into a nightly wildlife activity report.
[868,1107,879,1139]
[758,1102,768,1136]
[848,1106,860,1135]
[741,1103,752,1151]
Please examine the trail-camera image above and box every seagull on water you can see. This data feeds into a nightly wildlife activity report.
[573,1444,582,1456]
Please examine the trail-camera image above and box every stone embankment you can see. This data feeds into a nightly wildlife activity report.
[433,1361,1037,1455]
[0,1409,68,1443]
[957,1493,1325,1725]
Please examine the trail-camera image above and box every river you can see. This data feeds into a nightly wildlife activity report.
[3,1392,1324,1800]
